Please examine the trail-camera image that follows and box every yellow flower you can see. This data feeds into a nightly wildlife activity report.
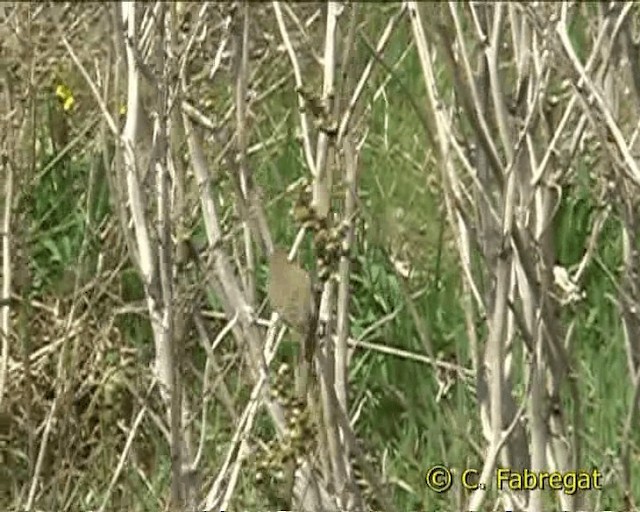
[63,96,75,111]
[55,84,70,100]
[55,84,75,112]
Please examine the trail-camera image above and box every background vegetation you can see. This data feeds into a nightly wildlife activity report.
[1,2,639,511]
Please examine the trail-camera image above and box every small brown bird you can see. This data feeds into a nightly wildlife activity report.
[267,248,317,397]
[268,249,313,329]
